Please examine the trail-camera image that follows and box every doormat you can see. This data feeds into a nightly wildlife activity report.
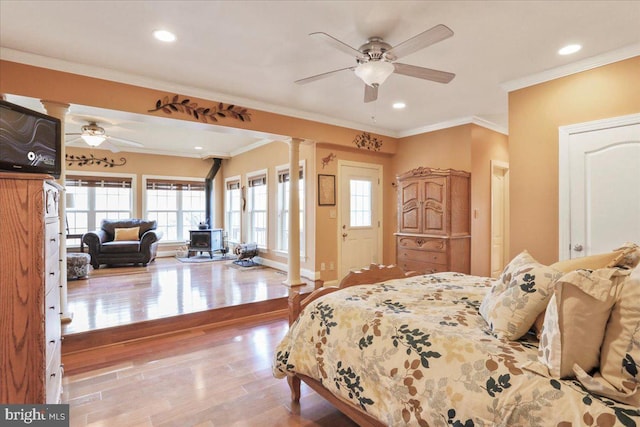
[176,254,236,263]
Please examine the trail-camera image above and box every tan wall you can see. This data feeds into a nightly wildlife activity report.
[509,56,640,265]
[315,144,394,282]
[65,146,213,251]
[222,140,316,274]
[470,125,509,276]
[392,124,507,276]
[0,60,397,154]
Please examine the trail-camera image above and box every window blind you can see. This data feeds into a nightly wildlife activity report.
[277,168,304,183]
[226,180,240,190]
[146,179,206,191]
[65,175,132,188]
[248,175,266,187]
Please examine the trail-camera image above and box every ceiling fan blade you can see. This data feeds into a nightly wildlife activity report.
[295,66,355,85]
[385,24,454,60]
[65,132,83,136]
[309,32,364,58]
[364,84,378,103]
[101,141,121,153]
[106,135,144,147]
[393,63,455,84]
[65,137,83,144]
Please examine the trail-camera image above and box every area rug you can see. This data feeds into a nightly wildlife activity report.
[176,254,236,263]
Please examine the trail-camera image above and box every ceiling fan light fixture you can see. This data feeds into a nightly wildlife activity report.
[81,134,106,147]
[354,61,395,87]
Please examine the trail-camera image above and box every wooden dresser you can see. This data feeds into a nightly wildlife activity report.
[0,172,63,403]
[395,167,471,274]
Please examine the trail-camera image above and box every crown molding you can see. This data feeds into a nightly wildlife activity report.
[397,116,508,138]
[0,48,395,138]
[501,43,640,93]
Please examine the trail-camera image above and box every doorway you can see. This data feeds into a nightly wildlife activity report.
[559,113,640,260]
[490,160,510,277]
[337,161,383,280]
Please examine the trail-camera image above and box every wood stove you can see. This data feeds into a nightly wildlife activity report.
[188,228,224,258]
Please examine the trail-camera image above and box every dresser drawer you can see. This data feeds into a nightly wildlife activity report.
[45,339,62,404]
[398,259,449,275]
[45,287,61,366]
[398,248,447,265]
[397,235,447,252]
[44,183,59,219]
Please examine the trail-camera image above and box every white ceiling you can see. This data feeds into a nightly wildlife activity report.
[1,1,639,157]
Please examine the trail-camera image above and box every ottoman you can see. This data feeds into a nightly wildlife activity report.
[67,253,91,280]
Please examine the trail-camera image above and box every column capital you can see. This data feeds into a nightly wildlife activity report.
[40,100,70,116]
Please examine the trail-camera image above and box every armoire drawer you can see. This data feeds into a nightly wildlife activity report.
[397,248,447,265]
[398,259,448,275]
[397,235,447,252]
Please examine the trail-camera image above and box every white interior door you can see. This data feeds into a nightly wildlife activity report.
[338,162,382,280]
[560,115,640,260]
[490,161,509,277]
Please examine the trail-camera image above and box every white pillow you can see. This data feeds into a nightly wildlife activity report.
[480,250,563,340]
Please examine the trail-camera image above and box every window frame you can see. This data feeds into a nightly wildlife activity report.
[224,175,242,245]
[142,175,207,243]
[65,171,137,247]
[275,161,305,257]
[246,169,268,249]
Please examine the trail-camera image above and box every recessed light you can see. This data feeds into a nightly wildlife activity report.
[153,30,176,43]
[558,44,581,55]
[392,102,406,109]
[194,146,203,150]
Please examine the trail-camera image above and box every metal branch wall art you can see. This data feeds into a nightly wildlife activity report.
[353,132,383,151]
[66,154,127,168]
[148,95,251,123]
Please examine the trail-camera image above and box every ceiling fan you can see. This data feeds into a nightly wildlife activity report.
[295,24,456,102]
[65,121,144,152]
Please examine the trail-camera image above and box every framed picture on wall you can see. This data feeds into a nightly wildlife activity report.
[318,174,335,206]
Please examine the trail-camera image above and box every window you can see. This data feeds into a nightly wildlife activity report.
[225,177,242,244]
[276,164,305,254]
[247,172,267,247]
[350,179,372,227]
[145,177,206,242]
[65,174,134,247]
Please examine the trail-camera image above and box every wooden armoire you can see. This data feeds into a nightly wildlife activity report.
[395,167,471,274]
[0,173,63,403]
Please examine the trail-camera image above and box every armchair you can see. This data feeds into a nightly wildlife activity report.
[83,219,163,269]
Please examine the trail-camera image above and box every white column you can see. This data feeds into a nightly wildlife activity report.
[41,100,73,323]
[285,138,304,287]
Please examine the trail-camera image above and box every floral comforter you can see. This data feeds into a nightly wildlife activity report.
[273,273,640,427]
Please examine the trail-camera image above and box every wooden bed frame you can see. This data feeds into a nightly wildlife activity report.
[286,264,418,426]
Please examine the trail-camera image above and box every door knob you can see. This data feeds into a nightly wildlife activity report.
[342,233,348,239]
[573,244,583,252]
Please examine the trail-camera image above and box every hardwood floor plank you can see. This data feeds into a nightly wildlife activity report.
[63,317,356,426]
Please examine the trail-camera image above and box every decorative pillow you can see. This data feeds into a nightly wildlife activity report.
[550,249,625,273]
[114,226,140,241]
[573,267,640,407]
[609,242,640,270]
[533,244,639,338]
[479,250,563,340]
[537,268,629,378]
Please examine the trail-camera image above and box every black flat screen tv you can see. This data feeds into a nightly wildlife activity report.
[0,100,61,178]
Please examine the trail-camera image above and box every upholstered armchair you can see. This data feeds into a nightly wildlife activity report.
[83,219,163,269]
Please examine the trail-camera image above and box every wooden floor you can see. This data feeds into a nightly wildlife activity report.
[63,316,356,427]
[64,256,315,335]
[62,257,355,426]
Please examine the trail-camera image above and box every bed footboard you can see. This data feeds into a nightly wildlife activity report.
[284,264,417,423]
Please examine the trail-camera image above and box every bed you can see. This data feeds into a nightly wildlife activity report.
[273,259,640,427]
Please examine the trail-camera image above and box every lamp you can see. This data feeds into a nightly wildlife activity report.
[81,134,106,147]
[354,60,395,87]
